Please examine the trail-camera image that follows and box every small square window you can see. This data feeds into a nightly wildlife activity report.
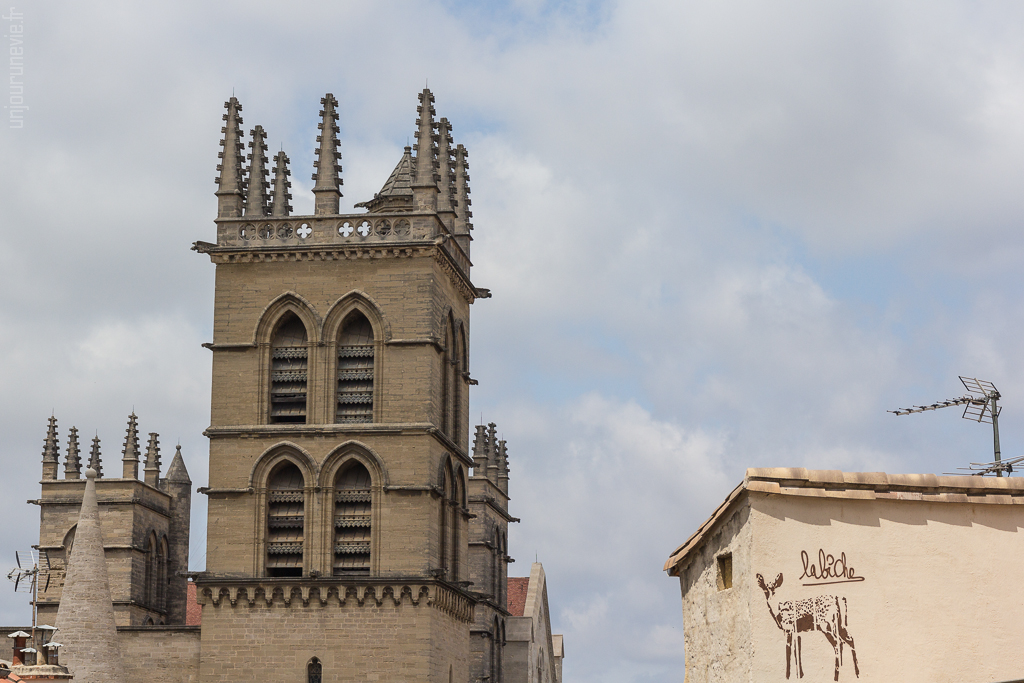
[716,553,733,591]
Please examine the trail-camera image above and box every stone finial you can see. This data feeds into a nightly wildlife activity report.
[88,436,103,479]
[121,413,140,480]
[55,467,129,682]
[64,427,81,480]
[454,143,473,255]
[166,444,191,484]
[42,416,59,480]
[244,125,270,216]
[472,424,489,472]
[485,422,500,485]
[270,150,293,217]
[436,118,456,217]
[312,93,342,215]
[144,433,161,488]
[497,439,509,495]
[215,96,246,218]
[412,88,439,212]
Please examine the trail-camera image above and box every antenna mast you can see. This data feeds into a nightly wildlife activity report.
[890,376,1003,475]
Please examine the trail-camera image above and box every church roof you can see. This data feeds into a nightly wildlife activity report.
[354,147,414,213]
[506,577,530,617]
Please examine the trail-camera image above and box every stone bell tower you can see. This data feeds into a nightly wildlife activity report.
[192,89,488,683]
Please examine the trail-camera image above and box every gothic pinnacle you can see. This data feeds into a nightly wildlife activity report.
[437,117,456,217]
[244,125,270,216]
[88,435,103,478]
[215,96,246,218]
[42,415,59,480]
[121,412,141,480]
[454,143,473,255]
[312,93,342,215]
[271,150,293,217]
[472,424,489,471]
[65,426,81,480]
[412,88,439,212]
[144,432,161,488]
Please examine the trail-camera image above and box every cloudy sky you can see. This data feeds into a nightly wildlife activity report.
[3,0,1024,680]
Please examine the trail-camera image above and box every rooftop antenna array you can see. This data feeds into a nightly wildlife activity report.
[6,549,55,645]
[890,376,1007,476]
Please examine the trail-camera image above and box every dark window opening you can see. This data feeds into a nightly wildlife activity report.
[266,462,305,577]
[333,462,371,576]
[308,658,322,683]
[336,313,374,423]
[270,314,308,424]
[717,552,733,591]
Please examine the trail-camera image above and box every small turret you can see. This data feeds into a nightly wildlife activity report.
[214,96,246,218]
[244,125,270,216]
[42,416,59,480]
[163,445,192,624]
[472,424,489,472]
[64,427,81,480]
[143,433,161,488]
[88,435,103,479]
[497,439,509,496]
[312,93,342,215]
[436,118,457,221]
[454,144,473,256]
[121,413,140,480]
[412,88,439,213]
[270,150,293,217]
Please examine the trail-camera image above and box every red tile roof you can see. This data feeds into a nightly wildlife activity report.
[507,577,530,617]
[186,581,202,626]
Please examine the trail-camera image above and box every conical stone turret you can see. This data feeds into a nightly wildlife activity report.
[64,427,81,480]
[244,125,270,216]
[88,436,102,479]
[121,413,140,480]
[271,150,293,217]
[55,468,128,683]
[312,93,342,215]
[215,96,245,218]
[42,416,59,480]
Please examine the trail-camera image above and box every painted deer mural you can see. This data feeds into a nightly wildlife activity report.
[756,572,860,681]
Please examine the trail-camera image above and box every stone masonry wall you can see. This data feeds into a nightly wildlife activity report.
[118,626,200,683]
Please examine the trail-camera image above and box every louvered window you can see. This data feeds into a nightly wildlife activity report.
[333,463,371,576]
[336,313,374,423]
[270,314,308,424]
[266,463,304,577]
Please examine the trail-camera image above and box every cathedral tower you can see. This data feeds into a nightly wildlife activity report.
[192,89,487,683]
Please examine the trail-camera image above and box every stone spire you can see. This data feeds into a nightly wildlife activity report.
[143,433,161,488]
[436,117,456,220]
[42,415,59,480]
[472,424,489,472]
[312,93,342,215]
[64,427,81,480]
[270,150,293,217]
[497,439,509,495]
[485,422,499,485]
[244,125,270,216]
[354,146,415,213]
[55,467,128,683]
[88,436,102,479]
[121,413,140,480]
[215,96,245,218]
[412,88,439,213]
[166,445,191,484]
[453,143,473,256]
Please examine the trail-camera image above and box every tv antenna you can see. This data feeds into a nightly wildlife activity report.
[6,549,55,645]
[890,376,1004,475]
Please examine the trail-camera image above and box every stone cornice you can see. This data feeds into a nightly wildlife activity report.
[193,577,475,622]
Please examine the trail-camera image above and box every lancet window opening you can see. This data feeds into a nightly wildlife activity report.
[439,464,451,577]
[333,462,372,576]
[441,325,452,435]
[451,324,463,444]
[336,312,375,423]
[144,533,156,608]
[307,658,322,683]
[451,469,462,581]
[265,462,305,577]
[157,536,168,612]
[269,313,309,424]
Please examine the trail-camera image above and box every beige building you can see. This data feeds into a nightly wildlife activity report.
[665,468,1024,683]
[21,87,563,683]
[506,563,564,683]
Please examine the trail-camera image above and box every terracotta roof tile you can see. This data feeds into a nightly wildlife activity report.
[507,577,530,617]
[186,582,202,626]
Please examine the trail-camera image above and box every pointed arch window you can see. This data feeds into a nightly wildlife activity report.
[308,658,322,683]
[333,462,372,575]
[266,462,305,577]
[144,533,156,608]
[336,312,375,423]
[157,536,168,612]
[270,314,309,424]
